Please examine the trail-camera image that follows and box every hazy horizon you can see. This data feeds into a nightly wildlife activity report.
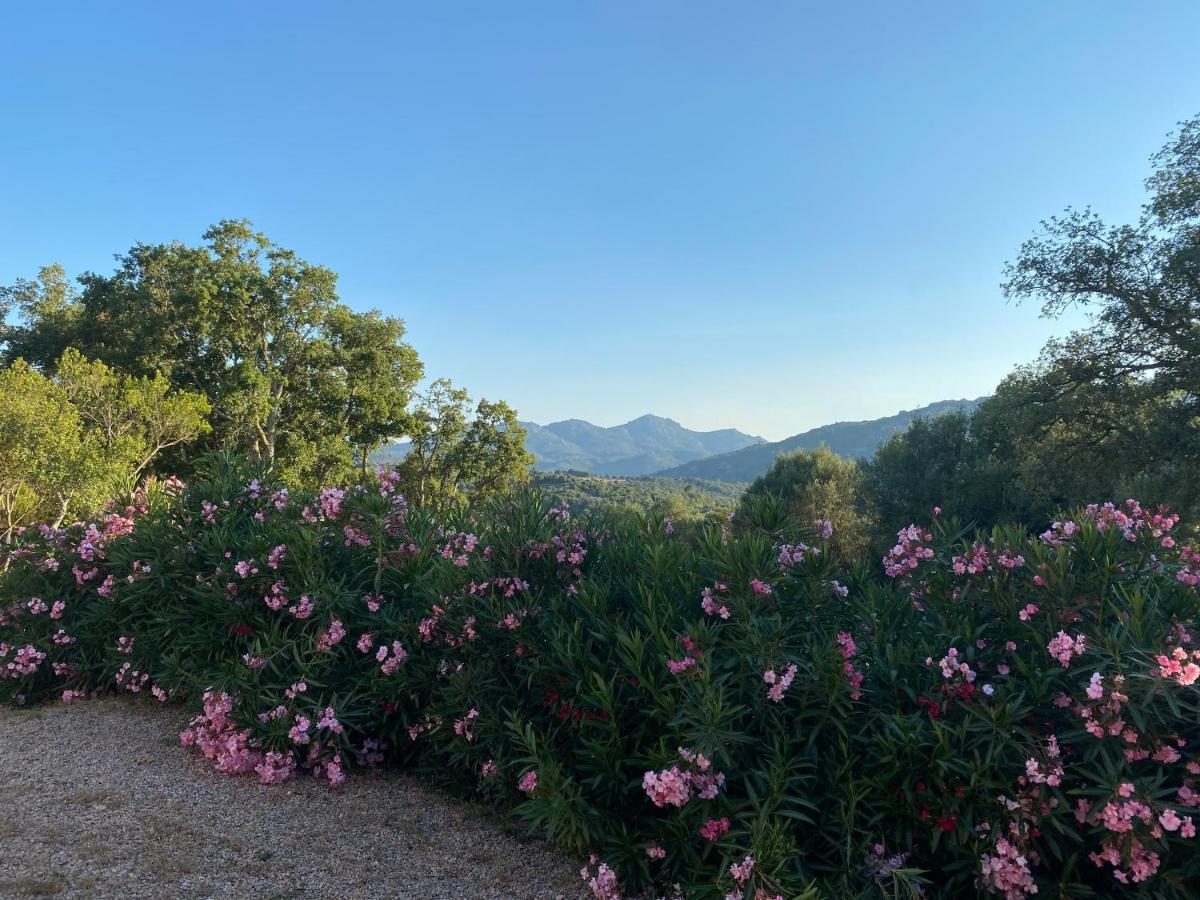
[4,2,1199,440]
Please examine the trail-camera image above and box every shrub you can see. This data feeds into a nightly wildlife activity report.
[2,455,1199,898]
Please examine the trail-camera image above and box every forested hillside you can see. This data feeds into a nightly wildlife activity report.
[530,470,744,519]
[656,398,983,482]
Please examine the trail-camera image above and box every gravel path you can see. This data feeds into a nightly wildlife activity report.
[0,699,585,899]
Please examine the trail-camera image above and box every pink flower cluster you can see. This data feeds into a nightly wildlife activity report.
[315,618,346,652]
[883,524,934,579]
[1039,519,1079,548]
[1021,736,1063,787]
[642,748,725,808]
[1179,544,1200,586]
[1075,671,1129,739]
[179,691,267,778]
[699,817,730,841]
[376,641,408,674]
[2,643,46,677]
[979,833,1038,899]
[763,662,798,703]
[777,543,815,571]
[928,646,976,683]
[724,855,781,900]
[667,635,702,674]
[700,582,731,620]
[579,856,621,900]
[837,632,863,699]
[1082,499,1178,545]
[1046,631,1085,668]
[1154,647,1200,686]
[453,708,479,741]
[439,532,481,567]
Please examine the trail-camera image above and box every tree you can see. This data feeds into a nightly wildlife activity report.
[396,379,534,510]
[865,411,1010,537]
[54,349,211,479]
[0,264,79,365]
[999,111,1200,520]
[2,221,422,485]
[0,362,118,538]
[318,306,423,477]
[739,445,875,561]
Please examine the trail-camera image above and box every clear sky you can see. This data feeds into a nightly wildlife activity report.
[2,2,1198,440]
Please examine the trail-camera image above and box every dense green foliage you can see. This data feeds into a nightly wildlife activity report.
[0,355,208,538]
[532,471,745,522]
[2,109,1200,900]
[740,447,875,562]
[3,457,1199,899]
[742,113,1200,555]
[394,378,533,511]
[1,221,424,486]
[0,221,530,504]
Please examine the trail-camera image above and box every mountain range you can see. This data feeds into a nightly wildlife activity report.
[374,398,986,482]
[653,398,984,482]
[521,415,764,476]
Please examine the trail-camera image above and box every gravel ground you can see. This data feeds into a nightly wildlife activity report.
[0,698,586,899]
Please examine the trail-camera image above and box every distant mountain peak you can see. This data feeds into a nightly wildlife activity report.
[520,414,764,477]
[382,400,983,482]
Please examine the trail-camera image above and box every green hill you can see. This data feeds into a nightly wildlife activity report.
[531,470,745,519]
[653,398,985,482]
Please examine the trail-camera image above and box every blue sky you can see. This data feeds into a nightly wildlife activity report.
[2,2,1198,440]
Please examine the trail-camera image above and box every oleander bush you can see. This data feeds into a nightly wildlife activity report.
[2,453,1200,899]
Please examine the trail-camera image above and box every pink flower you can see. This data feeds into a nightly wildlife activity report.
[315,618,346,652]
[290,594,315,620]
[317,706,343,734]
[667,656,697,674]
[285,681,307,700]
[1047,631,1085,668]
[379,641,408,674]
[701,584,731,619]
[700,817,730,841]
[255,750,295,785]
[980,836,1037,898]
[288,715,311,744]
[453,708,479,741]
[643,766,690,807]
[266,544,288,569]
[749,578,772,596]
[518,770,538,793]
[729,855,755,885]
[763,663,798,703]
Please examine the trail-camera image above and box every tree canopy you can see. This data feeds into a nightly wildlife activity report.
[395,379,534,511]
[2,221,423,486]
